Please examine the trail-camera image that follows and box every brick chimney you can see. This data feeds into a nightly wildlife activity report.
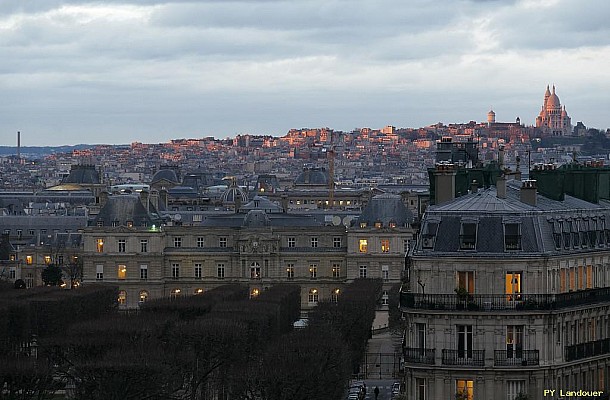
[520,180,537,206]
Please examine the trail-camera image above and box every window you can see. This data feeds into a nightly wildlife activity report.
[250,262,261,279]
[456,379,473,400]
[417,323,426,349]
[333,237,342,248]
[506,325,524,358]
[331,288,340,303]
[16,229,22,238]
[382,265,389,281]
[506,272,522,300]
[194,288,204,295]
[457,325,473,359]
[173,237,182,248]
[381,239,390,253]
[126,220,133,228]
[140,264,148,280]
[139,290,148,304]
[219,237,227,248]
[457,271,475,294]
[197,237,204,248]
[332,263,341,278]
[359,265,367,278]
[118,239,126,253]
[460,223,477,250]
[504,223,521,250]
[44,255,51,265]
[171,263,180,279]
[309,263,317,279]
[374,221,382,228]
[25,273,33,288]
[288,237,296,248]
[416,378,426,400]
[421,221,439,249]
[250,288,260,298]
[404,239,410,253]
[28,229,35,236]
[26,255,33,265]
[194,263,202,278]
[96,238,104,252]
[217,263,225,278]
[193,214,203,222]
[170,288,181,298]
[359,239,368,253]
[308,288,319,303]
[310,237,318,248]
[286,263,294,279]
[117,265,127,280]
[506,380,525,400]
[118,290,126,305]
[381,290,389,305]
[140,239,148,253]
[96,265,104,280]
[9,268,15,280]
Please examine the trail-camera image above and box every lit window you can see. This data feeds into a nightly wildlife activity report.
[389,221,397,228]
[456,379,473,400]
[194,263,202,278]
[331,288,340,303]
[118,290,126,305]
[359,239,368,253]
[250,288,260,298]
[194,288,204,295]
[360,222,367,228]
[44,255,51,264]
[286,263,294,279]
[250,262,261,279]
[139,290,148,303]
[118,265,127,280]
[126,221,133,228]
[505,272,522,300]
[170,288,181,298]
[309,264,317,279]
[26,255,33,265]
[308,288,319,303]
[374,221,382,228]
[96,238,104,252]
[332,263,341,278]
[381,239,390,253]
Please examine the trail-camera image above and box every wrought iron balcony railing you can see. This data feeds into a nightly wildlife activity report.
[403,347,435,365]
[400,287,610,312]
[494,349,539,366]
[565,338,610,362]
[441,349,485,366]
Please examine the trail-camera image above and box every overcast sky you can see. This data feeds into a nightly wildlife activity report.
[1,0,609,146]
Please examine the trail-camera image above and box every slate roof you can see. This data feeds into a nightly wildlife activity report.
[355,193,414,227]
[93,194,162,227]
[62,165,101,185]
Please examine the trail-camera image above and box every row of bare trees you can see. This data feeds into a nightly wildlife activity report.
[0,279,383,400]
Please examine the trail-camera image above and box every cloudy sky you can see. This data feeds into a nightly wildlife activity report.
[1,0,609,146]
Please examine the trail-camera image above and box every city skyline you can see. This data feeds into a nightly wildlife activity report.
[1,0,610,146]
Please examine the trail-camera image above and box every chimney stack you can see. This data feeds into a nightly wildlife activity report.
[434,163,456,205]
[497,175,507,199]
[17,131,20,160]
[520,180,537,206]
[498,145,505,169]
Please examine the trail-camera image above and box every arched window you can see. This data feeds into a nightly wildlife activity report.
[139,290,149,303]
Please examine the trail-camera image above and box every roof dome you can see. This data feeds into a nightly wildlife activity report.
[151,169,179,185]
[294,167,330,186]
[547,93,560,108]
[220,178,248,204]
[243,210,271,227]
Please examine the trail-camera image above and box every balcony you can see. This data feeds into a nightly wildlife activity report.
[400,287,610,312]
[494,349,539,366]
[403,347,435,365]
[565,338,610,362]
[441,349,484,366]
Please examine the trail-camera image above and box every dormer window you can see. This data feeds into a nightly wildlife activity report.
[459,222,477,250]
[504,223,521,251]
[389,221,397,228]
[421,221,439,249]
[112,220,119,227]
[360,222,367,228]
[374,221,382,229]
